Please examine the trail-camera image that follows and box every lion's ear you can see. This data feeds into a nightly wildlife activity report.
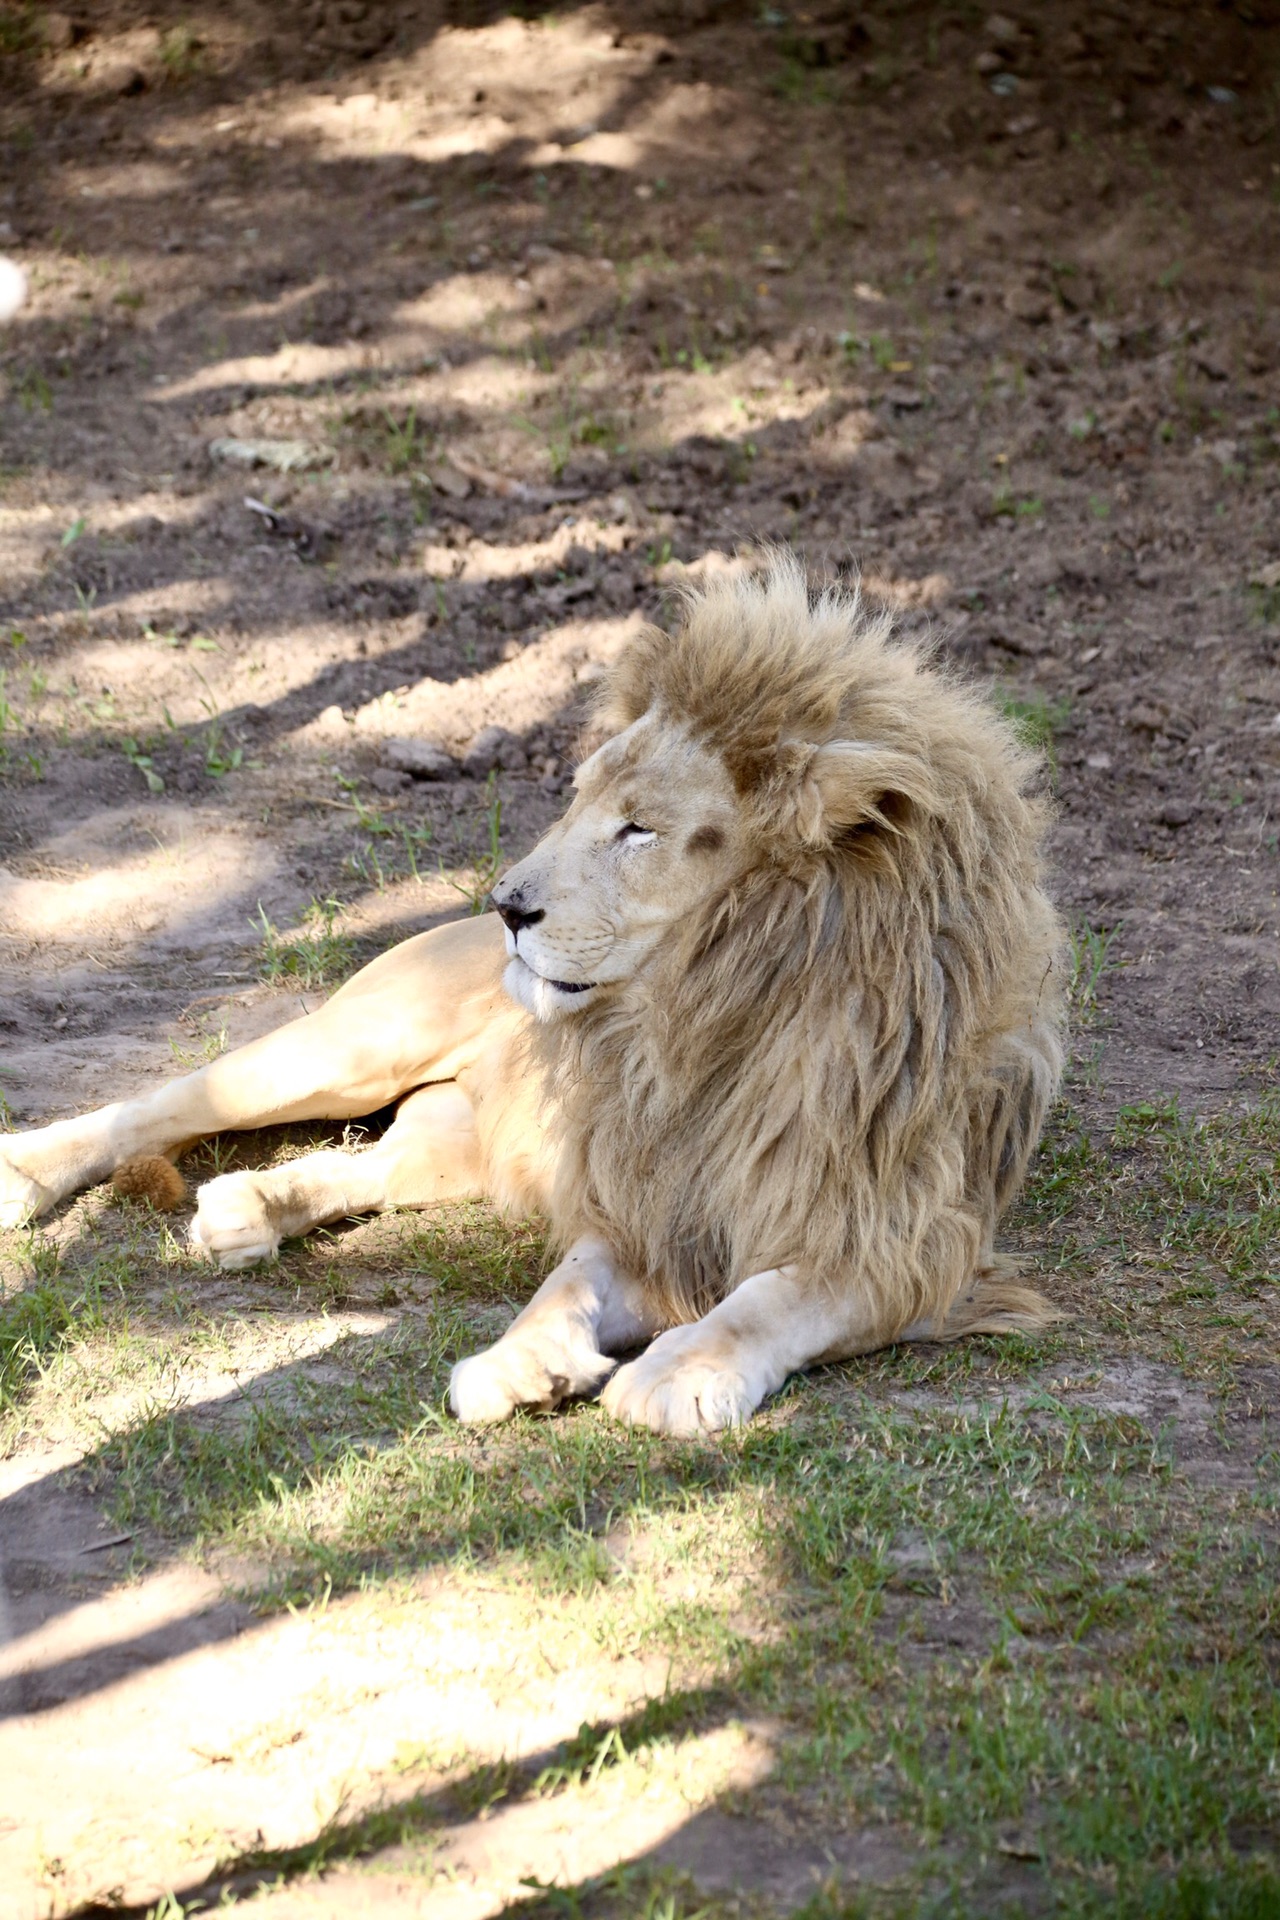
[800,741,940,845]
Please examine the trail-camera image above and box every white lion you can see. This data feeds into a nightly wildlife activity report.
[0,557,1065,1435]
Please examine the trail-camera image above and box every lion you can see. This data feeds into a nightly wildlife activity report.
[0,556,1066,1435]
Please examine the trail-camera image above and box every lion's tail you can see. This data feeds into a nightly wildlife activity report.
[906,1257,1065,1343]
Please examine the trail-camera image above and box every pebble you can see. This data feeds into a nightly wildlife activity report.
[1158,799,1196,829]
[1004,286,1052,325]
[383,736,457,780]
[209,437,332,473]
[463,726,528,778]
[40,10,76,48]
[369,768,410,794]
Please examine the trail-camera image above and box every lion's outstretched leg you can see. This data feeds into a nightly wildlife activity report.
[600,1265,883,1438]
[449,1237,662,1423]
[191,1082,485,1268]
[0,915,508,1227]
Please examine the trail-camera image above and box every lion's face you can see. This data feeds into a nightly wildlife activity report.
[491,714,744,1022]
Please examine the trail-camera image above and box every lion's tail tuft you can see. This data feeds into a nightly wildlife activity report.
[112,1154,188,1212]
[903,1257,1065,1343]
[938,1258,1064,1339]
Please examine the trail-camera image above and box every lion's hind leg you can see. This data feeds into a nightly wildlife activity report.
[191,1081,484,1268]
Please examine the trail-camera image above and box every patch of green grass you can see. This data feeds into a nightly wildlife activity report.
[1068,916,1124,1017]
[381,403,430,474]
[991,481,1045,518]
[255,895,356,988]
[1247,582,1280,625]
[1111,1096,1280,1297]
[0,4,37,56]
[0,667,43,780]
[16,367,52,412]
[159,22,204,80]
[1013,1091,1280,1350]
[79,1353,1279,1913]
[0,1237,106,1420]
[991,684,1073,768]
[445,770,505,913]
[334,776,438,892]
[122,734,165,794]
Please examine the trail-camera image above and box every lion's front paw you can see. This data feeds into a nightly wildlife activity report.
[450,1333,616,1425]
[599,1326,756,1437]
[0,1148,52,1229]
[190,1172,281,1268]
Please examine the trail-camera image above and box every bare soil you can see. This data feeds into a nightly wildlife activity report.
[1,2,1279,1915]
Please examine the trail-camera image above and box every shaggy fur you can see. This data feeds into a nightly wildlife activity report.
[0,553,1067,1431]
[545,557,1066,1344]
[111,1155,188,1212]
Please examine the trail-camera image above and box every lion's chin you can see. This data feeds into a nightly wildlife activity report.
[503,956,600,1023]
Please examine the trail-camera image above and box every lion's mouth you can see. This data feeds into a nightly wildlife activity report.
[509,949,598,996]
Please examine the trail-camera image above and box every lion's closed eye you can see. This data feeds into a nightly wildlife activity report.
[616,822,657,846]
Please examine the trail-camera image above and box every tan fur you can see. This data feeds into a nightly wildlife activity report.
[111,1155,187,1212]
[0,555,1066,1433]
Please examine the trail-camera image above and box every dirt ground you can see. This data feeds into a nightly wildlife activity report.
[2,3,1280,1916]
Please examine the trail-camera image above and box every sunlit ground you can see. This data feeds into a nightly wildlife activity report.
[2,2,1280,1916]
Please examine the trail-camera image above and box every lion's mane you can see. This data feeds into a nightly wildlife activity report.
[545,556,1065,1343]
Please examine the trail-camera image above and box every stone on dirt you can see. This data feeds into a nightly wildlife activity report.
[463,726,528,777]
[368,767,411,794]
[383,736,458,780]
[209,438,333,473]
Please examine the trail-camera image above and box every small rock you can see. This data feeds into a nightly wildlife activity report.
[1127,704,1167,734]
[1004,286,1053,325]
[1192,348,1230,381]
[1249,561,1280,590]
[883,385,924,411]
[1158,799,1196,829]
[463,725,527,778]
[985,12,1021,44]
[1020,552,1065,590]
[103,61,147,96]
[383,736,457,780]
[1085,753,1113,772]
[369,767,410,795]
[210,437,332,473]
[974,49,1004,73]
[425,458,472,500]
[40,11,77,49]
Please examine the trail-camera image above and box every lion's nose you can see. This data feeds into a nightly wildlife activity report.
[493,897,545,936]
